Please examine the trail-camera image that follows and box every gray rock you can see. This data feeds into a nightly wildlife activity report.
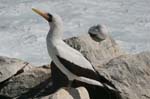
[0,64,51,98]
[97,51,150,99]
[0,56,28,83]
[65,34,124,66]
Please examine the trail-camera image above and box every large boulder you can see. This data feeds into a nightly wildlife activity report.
[0,64,51,98]
[64,24,124,67]
[64,34,124,67]
[97,51,150,99]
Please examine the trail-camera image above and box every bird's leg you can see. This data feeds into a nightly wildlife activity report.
[64,80,73,91]
[68,80,73,88]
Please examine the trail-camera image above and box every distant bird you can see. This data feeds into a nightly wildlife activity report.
[32,8,117,91]
[88,24,108,42]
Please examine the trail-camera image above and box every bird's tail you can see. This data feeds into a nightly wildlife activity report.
[92,66,119,92]
[97,74,122,94]
[97,72,117,91]
[76,75,120,93]
[74,76,121,99]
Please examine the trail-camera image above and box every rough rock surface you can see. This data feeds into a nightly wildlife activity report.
[97,52,150,99]
[65,34,124,66]
[0,56,28,83]
[0,33,150,99]
[0,65,51,98]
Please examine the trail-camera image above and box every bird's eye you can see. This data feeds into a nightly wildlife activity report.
[47,13,53,22]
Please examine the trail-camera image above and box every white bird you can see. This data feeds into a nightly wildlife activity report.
[32,8,117,91]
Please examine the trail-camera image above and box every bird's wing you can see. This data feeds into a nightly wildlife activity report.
[55,43,98,79]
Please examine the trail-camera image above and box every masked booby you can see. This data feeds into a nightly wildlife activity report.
[32,8,117,91]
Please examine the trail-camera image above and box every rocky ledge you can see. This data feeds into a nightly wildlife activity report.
[0,25,150,99]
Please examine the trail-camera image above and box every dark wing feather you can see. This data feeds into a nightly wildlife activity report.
[57,55,117,90]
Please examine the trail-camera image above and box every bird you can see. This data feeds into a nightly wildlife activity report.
[32,8,118,92]
[88,24,108,42]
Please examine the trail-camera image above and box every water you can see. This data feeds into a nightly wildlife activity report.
[0,0,150,65]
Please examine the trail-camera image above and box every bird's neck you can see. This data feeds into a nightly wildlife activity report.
[47,22,63,42]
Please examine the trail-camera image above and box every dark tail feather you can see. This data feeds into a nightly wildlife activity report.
[95,71,122,94]
[91,65,118,91]
[96,71,117,90]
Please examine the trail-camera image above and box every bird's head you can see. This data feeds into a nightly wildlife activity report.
[32,8,64,39]
[32,8,63,27]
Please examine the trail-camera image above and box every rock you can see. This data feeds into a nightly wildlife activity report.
[97,51,150,99]
[0,64,51,98]
[41,87,90,99]
[64,34,124,66]
[0,56,28,83]
[76,87,90,99]
[51,88,74,99]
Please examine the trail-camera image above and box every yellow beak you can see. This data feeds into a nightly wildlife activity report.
[32,8,49,21]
